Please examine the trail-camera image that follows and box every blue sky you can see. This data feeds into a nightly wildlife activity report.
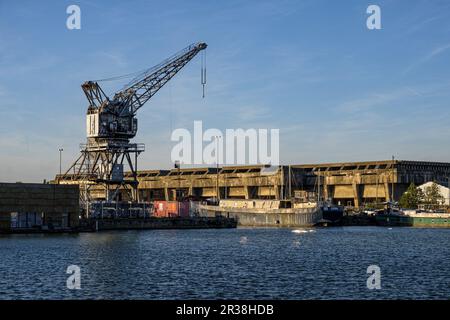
[1,0,450,182]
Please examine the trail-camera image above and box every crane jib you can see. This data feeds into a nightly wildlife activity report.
[61,42,207,205]
[123,42,207,90]
[81,42,207,140]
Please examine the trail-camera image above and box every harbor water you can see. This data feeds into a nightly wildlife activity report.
[0,227,449,299]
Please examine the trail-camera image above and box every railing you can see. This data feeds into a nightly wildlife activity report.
[80,142,145,152]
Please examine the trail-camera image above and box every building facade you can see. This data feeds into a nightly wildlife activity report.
[58,160,450,208]
[0,183,79,231]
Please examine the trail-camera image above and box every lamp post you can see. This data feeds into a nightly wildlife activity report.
[59,148,64,176]
[391,155,395,203]
[214,135,222,203]
[447,176,450,209]
[175,160,181,216]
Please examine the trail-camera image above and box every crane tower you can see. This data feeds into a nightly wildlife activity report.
[59,42,207,209]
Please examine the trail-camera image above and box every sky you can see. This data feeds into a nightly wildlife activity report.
[1,0,450,182]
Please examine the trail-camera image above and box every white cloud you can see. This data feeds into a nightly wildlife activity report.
[337,88,415,113]
[93,51,128,69]
[404,43,450,73]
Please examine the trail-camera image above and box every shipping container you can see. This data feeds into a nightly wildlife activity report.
[179,202,190,217]
[153,201,168,217]
[153,201,190,217]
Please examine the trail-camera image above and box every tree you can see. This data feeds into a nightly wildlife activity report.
[423,182,444,209]
[399,183,424,209]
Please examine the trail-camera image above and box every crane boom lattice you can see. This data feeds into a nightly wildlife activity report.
[58,42,207,214]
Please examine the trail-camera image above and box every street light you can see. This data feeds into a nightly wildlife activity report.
[59,148,64,176]
[214,135,222,203]
[391,155,395,203]
[174,160,181,216]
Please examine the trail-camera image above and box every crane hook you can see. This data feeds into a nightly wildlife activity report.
[201,51,206,98]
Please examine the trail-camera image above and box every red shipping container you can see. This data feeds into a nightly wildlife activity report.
[167,202,178,216]
[153,201,168,217]
[153,201,190,217]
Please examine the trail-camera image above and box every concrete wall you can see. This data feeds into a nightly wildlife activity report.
[292,160,450,207]
[0,183,79,230]
[58,160,450,208]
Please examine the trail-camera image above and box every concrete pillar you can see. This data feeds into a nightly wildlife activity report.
[384,182,390,202]
[323,177,329,201]
[164,188,169,201]
[274,185,280,200]
[134,188,140,202]
[188,186,193,197]
[325,185,333,203]
[352,183,361,208]
[244,186,250,199]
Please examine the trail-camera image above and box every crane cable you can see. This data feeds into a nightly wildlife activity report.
[92,69,144,83]
[201,50,206,98]
[92,45,207,98]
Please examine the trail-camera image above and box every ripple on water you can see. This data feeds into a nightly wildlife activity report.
[0,227,449,299]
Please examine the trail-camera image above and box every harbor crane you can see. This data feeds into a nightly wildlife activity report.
[59,42,207,208]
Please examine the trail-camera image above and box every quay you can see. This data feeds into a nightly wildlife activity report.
[0,182,236,234]
[3,159,450,233]
[81,216,237,232]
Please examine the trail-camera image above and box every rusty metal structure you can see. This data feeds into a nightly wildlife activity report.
[58,43,207,207]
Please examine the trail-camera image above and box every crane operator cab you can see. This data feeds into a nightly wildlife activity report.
[86,108,138,140]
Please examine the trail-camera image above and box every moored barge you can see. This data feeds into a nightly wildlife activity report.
[198,199,323,227]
